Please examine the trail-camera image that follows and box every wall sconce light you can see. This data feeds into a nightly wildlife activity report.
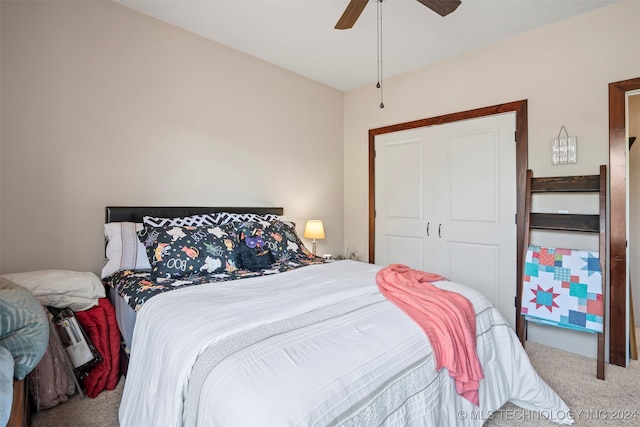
[304,220,325,256]
[552,125,577,165]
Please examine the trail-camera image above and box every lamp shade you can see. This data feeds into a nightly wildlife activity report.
[304,220,325,240]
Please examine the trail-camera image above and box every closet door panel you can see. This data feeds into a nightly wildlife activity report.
[448,132,498,223]
[385,140,422,218]
[447,241,499,310]
[375,130,434,269]
[384,235,423,270]
[436,113,517,327]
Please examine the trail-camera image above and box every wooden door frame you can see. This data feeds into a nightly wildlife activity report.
[609,77,640,367]
[368,100,528,333]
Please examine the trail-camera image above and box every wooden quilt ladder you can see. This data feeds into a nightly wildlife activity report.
[516,165,606,380]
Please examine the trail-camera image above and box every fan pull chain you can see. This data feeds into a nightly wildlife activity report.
[376,0,384,108]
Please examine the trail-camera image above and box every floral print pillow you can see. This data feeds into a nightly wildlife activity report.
[137,223,240,279]
[236,220,315,263]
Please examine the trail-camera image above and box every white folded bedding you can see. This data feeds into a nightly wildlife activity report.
[119,260,573,426]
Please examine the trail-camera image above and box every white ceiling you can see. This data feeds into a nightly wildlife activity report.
[117,0,619,91]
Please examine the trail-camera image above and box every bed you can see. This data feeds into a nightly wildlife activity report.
[103,206,574,427]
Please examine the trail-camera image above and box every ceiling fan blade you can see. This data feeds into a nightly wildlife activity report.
[415,0,461,17]
[335,0,369,30]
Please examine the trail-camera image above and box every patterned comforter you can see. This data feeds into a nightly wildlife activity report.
[104,257,327,311]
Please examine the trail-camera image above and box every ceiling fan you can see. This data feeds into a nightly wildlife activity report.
[335,0,461,30]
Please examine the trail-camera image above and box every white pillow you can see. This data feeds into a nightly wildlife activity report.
[102,222,151,278]
[1,270,105,311]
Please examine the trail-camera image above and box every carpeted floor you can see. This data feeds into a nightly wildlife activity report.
[31,330,640,426]
[485,336,640,426]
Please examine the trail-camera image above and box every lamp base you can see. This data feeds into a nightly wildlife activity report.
[312,240,317,256]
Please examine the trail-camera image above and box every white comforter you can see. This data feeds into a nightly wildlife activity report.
[119,260,573,426]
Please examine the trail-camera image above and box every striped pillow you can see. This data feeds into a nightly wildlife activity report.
[142,212,285,227]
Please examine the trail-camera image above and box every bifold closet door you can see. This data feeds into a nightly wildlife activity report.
[374,112,517,327]
[374,127,439,272]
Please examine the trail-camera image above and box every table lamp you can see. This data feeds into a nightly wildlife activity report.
[303,220,325,256]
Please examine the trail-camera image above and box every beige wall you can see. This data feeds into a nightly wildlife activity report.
[343,0,640,261]
[0,0,344,274]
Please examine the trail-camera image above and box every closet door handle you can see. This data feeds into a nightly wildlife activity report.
[438,224,442,238]
[426,222,430,236]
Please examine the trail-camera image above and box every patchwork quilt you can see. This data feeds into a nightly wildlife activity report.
[521,245,603,333]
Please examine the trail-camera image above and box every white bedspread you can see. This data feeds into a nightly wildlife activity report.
[119,260,573,426]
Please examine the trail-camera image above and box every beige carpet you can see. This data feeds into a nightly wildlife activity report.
[485,339,640,426]
[31,330,640,426]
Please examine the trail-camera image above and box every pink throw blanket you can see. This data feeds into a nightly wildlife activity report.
[376,264,484,406]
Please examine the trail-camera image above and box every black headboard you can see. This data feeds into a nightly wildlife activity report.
[105,206,284,223]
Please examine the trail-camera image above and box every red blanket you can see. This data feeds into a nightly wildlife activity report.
[376,264,484,406]
[74,298,120,398]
